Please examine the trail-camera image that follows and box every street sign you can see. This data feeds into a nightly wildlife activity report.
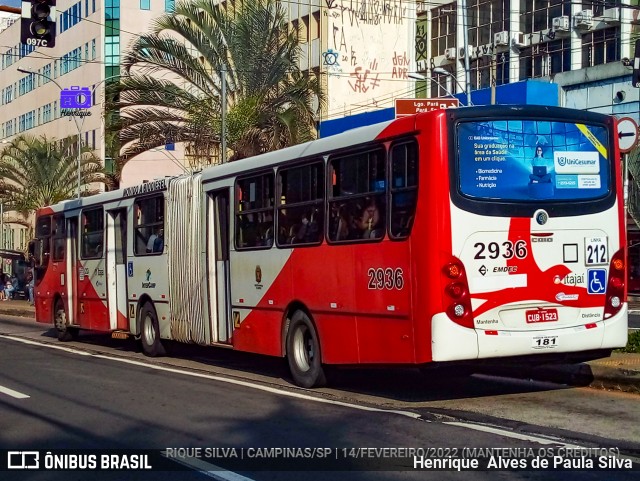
[617,117,639,153]
[395,98,459,118]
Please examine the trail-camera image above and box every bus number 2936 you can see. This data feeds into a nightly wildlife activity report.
[474,240,528,260]
[367,268,404,290]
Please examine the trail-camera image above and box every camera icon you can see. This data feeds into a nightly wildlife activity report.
[60,86,92,109]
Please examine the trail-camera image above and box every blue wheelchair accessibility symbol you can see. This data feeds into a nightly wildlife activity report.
[587,269,606,294]
[127,261,133,277]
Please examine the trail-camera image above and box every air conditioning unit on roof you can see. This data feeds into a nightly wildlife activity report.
[494,31,509,47]
[573,9,593,29]
[602,7,620,24]
[459,45,474,59]
[552,16,570,32]
[444,47,457,60]
[512,32,526,48]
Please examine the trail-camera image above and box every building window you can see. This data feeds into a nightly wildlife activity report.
[467,0,508,47]
[519,39,570,79]
[430,3,456,55]
[105,36,120,66]
[165,0,175,12]
[519,0,571,35]
[577,0,616,17]
[581,27,620,68]
[140,0,150,10]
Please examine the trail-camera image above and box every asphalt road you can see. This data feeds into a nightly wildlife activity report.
[0,337,637,481]
[0,314,639,480]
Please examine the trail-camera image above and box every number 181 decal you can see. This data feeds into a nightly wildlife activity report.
[367,268,404,290]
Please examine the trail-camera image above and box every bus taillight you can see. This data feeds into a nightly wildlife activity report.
[442,258,473,328]
[604,249,625,318]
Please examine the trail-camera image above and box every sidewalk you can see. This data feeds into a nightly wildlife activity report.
[0,298,35,318]
[0,299,638,393]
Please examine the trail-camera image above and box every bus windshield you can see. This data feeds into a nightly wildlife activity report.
[457,119,610,202]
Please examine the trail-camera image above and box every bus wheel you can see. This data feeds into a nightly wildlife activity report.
[54,300,75,342]
[140,303,165,357]
[286,311,326,388]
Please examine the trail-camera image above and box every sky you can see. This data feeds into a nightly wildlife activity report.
[1,1,21,8]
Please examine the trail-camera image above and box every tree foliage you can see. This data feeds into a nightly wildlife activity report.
[0,135,104,215]
[109,0,323,167]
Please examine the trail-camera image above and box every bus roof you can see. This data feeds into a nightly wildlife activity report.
[37,105,613,215]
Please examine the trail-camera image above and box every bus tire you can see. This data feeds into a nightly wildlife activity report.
[286,310,326,388]
[54,300,75,342]
[140,302,165,357]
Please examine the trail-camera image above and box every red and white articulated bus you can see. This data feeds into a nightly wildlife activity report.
[31,105,628,387]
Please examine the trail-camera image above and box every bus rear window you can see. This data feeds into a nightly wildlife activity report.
[457,120,610,202]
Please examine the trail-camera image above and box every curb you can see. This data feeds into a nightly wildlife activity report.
[494,362,640,394]
[2,309,35,318]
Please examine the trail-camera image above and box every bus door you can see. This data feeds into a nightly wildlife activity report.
[106,209,128,331]
[207,190,232,343]
[66,217,78,325]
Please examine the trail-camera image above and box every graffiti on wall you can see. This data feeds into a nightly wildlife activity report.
[323,0,412,117]
[324,0,406,27]
[348,59,381,93]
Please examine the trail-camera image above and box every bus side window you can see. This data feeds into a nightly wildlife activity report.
[389,141,418,239]
[81,208,104,259]
[276,161,324,248]
[328,148,386,243]
[235,173,274,249]
[34,216,52,267]
[134,195,164,255]
[52,215,66,262]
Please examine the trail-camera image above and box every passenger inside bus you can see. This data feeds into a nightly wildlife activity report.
[357,197,381,238]
[146,228,164,253]
[334,204,353,241]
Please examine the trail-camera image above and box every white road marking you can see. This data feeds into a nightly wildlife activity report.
[0,333,421,419]
[0,336,92,355]
[0,384,30,399]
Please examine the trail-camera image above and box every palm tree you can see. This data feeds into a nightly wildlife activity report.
[110,0,323,167]
[0,135,104,216]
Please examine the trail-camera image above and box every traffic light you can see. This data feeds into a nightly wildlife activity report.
[20,1,56,48]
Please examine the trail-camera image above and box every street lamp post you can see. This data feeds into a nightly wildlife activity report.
[18,67,84,199]
[459,0,472,104]
[432,67,474,106]
[408,72,461,102]
[17,68,122,199]
[221,65,227,163]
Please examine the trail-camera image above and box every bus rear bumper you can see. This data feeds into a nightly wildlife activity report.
[431,304,628,362]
